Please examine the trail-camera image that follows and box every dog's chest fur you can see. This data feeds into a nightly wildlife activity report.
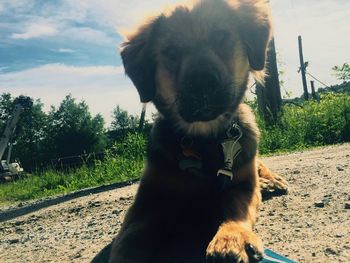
[140,108,258,201]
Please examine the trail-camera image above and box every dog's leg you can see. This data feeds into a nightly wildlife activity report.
[258,160,288,197]
[206,158,263,263]
[109,203,159,263]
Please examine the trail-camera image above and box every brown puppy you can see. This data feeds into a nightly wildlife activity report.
[93,0,287,262]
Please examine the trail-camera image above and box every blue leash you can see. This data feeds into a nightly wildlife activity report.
[262,249,296,263]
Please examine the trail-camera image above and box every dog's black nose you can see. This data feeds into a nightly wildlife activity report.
[184,69,221,94]
[178,69,227,122]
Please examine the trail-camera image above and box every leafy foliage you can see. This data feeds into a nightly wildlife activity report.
[108,105,140,142]
[0,133,146,202]
[332,63,350,82]
[43,95,107,159]
[0,94,107,170]
[257,93,350,154]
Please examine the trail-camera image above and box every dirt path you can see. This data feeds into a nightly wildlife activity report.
[0,144,349,263]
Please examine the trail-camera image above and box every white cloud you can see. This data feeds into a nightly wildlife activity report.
[11,23,58,39]
[62,27,115,44]
[64,0,182,31]
[0,64,150,125]
[56,48,76,53]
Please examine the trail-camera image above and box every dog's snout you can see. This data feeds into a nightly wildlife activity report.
[178,67,230,122]
[184,69,221,93]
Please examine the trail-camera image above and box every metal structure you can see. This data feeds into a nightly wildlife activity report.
[0,96,32,178]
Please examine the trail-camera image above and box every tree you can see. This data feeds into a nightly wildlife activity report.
[111,106,139,131]
[332,63,350,82]
[12,98,47,170]
[109,105,140,142]
[0,93,12,130]
[0,93,47,170]
[44,95,107,159]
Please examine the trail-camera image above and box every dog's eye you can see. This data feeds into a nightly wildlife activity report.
[163,46,179,61]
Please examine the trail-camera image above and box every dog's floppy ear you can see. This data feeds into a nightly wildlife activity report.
[121,16,164,103]
[235,0,272,71]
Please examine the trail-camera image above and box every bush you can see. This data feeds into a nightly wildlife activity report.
[258,93,350,154]
[0,133,146,203]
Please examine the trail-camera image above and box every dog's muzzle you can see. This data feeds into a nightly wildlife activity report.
[178,68,229,122]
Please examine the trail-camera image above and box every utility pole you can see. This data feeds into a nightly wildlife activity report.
[298,35,309,100]
[256,37,282,123]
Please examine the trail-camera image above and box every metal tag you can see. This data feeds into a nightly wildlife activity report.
[217,123,243,179]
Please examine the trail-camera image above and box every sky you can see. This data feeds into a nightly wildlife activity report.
[0,0,349,126]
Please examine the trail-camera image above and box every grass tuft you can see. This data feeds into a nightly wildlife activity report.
[0,133,146,203]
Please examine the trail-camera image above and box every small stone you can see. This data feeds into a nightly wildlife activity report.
[312,252,316,257]
[345,203,350,209]
[14,221,24,226]
[336,165,344,171]
[314,201,325,208]
[15,227,24,234]
[8,239,20,244]
[324,247,338,256]
[87,220,96,227]
[335,233,344,238]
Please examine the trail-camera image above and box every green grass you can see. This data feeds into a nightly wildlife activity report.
[1,93,349,204]
[0,133,146,204]
[257,93,350,154]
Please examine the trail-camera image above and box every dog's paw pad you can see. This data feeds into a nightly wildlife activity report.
[245,244,263,262]
[206,224,263,263]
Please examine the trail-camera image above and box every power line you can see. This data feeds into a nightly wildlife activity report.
[306,72,330,88]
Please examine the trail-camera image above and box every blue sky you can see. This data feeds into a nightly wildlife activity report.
[0,0,349,125]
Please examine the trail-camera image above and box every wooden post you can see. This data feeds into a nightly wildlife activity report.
[310,81,315,99]
[298,35,309,100]
[138,104,146,132]
[310,80,319,102]
[256,37,282,123]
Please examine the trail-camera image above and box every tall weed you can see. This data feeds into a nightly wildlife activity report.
[258,93,350,154]
[0,133,146,202]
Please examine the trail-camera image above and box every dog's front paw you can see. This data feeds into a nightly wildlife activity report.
[206,223,263,263]
[258,161,288,196]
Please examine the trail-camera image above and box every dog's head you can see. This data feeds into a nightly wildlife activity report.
[121,0,271,137]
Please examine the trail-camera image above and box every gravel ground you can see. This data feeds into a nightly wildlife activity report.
[0,144,349,263]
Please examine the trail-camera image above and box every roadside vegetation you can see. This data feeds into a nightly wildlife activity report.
[0,69,349,204]
[0,133,146,203]
[257,92,350,154]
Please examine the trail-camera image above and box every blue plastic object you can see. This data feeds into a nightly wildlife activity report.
[262,249,296,263]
